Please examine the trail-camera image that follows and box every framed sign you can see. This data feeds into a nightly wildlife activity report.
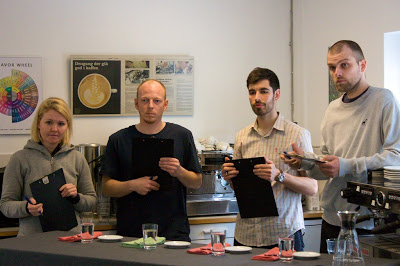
[71,55,194,116]
[0,57,42,134]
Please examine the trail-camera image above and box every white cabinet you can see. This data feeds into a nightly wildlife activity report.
[303,219,322,252]
[190,222,235,245]
[189,219,322,250]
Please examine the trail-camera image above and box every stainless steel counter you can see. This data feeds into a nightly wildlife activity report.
[186,193,238,217]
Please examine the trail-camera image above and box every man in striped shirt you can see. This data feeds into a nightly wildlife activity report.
[222,67,318,251]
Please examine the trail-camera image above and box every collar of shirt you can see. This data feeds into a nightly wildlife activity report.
[342,86,370,103]
[251,113,285,137]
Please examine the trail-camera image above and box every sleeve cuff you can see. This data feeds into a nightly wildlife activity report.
[25,202,31,215]
[67,194,81,204]
[339,157,352,177]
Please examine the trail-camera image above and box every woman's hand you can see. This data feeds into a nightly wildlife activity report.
[27,197,43,216]
[59,183,78,198]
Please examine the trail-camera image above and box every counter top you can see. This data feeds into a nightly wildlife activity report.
[0,210,323,237]
[303,210,324,219]
[0,231,397,265]
[189,210,323,224]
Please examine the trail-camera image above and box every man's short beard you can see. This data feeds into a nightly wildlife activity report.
[337,76,361,93]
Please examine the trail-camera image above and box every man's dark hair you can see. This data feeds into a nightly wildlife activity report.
[328,40,365,62]
[246,67,280,92]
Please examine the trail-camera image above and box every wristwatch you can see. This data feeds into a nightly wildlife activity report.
[277,171,285,183]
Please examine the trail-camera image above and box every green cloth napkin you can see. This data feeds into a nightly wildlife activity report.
[121,237,166,248]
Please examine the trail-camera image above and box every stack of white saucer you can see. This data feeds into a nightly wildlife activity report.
[370,169,384,186]
[383,166,400,189]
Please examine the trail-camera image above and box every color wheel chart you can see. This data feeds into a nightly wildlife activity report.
[0,69,38,123]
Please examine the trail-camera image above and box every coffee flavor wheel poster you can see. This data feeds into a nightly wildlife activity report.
[0,57,42,134]
[72,60,121,115]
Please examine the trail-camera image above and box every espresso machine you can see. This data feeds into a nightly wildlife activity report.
[75,144,114,220]
[186,151,238,217]
[341,170,400,259]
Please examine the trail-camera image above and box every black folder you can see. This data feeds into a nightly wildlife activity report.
[230,157,279,218]
[30,168,78,232]
[132,138,174,190]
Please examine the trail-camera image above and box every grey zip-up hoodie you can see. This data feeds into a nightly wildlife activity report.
[0,139,97,237]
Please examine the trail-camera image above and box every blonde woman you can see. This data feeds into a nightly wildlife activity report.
[0,97,96,237]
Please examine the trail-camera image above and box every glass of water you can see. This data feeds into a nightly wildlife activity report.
[326,238,337,254]
[80,212,94,243]
[210,229,226,256]
[279,237,294,261]
[142,223,158,250]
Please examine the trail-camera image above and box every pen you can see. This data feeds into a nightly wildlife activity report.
[283,151,292,159]
[150,176,153,180]
[24,196,42,215]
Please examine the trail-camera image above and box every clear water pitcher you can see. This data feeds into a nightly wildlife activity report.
[333,211,364,266]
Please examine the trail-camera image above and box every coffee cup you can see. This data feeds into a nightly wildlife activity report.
[78,73,117,109]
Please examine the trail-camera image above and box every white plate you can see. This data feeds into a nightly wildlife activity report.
[384,166,400,171]
[164,241,191,248]
[385,174,400,177]
[225,246,252,253]
[293,251,321,260]
[98,235,123,242]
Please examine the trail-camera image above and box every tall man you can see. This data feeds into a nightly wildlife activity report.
[100,79,202,241]
[287,40,400,253]
[222,68,317,251]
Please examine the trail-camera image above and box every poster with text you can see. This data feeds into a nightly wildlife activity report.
[0,57,42,134]
[72,59,121,115]
[71,55,194,116]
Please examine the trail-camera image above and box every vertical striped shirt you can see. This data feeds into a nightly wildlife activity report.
[233,114,313,247]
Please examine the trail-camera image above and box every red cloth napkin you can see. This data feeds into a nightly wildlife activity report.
[187,242,231,255]
[58,231,103,242]
[281,249,294,258]
[252,247,280,261]
[252,247,296,261]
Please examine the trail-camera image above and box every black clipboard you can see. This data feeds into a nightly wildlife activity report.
[132,138,174,190]
[230,157,279,218]
[30,168,78,232]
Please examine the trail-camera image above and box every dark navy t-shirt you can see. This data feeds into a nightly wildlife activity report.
[100,123,201,241]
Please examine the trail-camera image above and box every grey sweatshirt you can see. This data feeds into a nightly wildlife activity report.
[304,86,400,229]
[0,139,97,237]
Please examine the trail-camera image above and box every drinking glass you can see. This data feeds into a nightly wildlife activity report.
[80,212,94,243]
[326,238,337,254]
[142,223,158,250]
[210,229,226,256]
[279,237,294,261]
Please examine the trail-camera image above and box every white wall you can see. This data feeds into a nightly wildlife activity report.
[4,0,400,156]
[0,0,291,155]
[293,0,400,146]
[384,31,400,101]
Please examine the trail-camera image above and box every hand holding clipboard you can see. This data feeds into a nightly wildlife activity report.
[226,157,279,218]
[30,168,78,232]
[24,196,43,216]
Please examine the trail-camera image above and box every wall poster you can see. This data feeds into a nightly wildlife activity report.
[329,72,342,103]
[0,57,42,135]
[71,55,194,116]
